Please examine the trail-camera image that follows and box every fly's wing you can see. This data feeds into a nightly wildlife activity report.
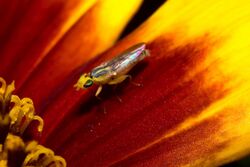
[106,43,146,73]
[90,43,146,79]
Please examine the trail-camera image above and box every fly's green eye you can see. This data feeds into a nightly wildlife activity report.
[84,79,93,88]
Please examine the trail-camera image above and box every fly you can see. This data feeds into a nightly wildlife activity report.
[74,43,150,97]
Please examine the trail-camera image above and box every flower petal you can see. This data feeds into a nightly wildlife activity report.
[38,0,250,166]
[0,0,97,82]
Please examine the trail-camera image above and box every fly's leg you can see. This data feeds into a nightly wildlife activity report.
[95,85,103,97]
[108,75,131,103]
[95,86,105,112]
[108,75,142,102]
[130,78,143,87]
[111,84,123,102]
[123,75,143,87]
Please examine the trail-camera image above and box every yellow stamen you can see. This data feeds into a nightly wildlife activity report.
[9,95,44,135]
[0,77,66,166]
[24,141,66,167]
[33,116,44,133]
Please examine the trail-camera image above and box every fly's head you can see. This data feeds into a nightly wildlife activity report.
[74,73,94,90]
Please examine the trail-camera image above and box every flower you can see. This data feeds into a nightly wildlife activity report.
[1,0,250,166]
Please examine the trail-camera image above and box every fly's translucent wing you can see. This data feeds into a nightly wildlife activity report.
[90,43,147,79]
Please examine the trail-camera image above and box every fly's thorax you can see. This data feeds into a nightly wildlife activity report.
[90,66,113,84]
[92,75,113,85]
